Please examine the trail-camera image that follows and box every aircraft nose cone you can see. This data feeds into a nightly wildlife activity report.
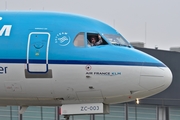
[139,66,172,91]
[160,67,172,88]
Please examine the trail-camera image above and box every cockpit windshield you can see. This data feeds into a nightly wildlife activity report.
[103,34,131,47]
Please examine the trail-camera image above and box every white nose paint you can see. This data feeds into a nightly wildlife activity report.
[139,67,172,90]
[0,17,2,20]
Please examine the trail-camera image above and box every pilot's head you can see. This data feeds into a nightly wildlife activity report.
[90,36,97,44]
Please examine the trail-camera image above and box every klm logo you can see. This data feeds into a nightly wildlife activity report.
[0,17,12,36]
[0,25,12,36]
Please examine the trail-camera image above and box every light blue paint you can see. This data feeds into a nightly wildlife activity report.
[0,11,165,67]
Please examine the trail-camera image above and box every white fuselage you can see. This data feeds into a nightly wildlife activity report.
[0,64,172,106]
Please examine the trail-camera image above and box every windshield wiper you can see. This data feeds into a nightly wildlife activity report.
[112,43,131,47]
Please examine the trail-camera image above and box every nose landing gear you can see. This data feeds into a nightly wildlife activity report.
[64,115,70,120]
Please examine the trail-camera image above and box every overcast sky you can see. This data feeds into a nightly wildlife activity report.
[0,0,180,50]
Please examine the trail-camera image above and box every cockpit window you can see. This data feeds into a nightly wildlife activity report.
[74,32,85,47]
[103,34,130,47]
[87,33,108,47]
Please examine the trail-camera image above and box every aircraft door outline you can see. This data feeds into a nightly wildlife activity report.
[27,32,50,73]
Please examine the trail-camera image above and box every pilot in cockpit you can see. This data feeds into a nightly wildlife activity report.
[89,35,103,46]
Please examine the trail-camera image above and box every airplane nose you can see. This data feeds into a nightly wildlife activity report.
[139,65,172,91]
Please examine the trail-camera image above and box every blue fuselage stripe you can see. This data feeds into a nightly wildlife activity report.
[0,59,166,67]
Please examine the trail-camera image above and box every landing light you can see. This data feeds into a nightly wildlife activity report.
[136,98,139,104]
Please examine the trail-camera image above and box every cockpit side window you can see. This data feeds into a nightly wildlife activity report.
[74,32,85,47]
[87,33,108,47]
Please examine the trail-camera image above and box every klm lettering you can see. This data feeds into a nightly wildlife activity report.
[0,25,12,36]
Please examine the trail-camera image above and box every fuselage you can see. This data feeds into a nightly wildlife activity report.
[0,11,172,106]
